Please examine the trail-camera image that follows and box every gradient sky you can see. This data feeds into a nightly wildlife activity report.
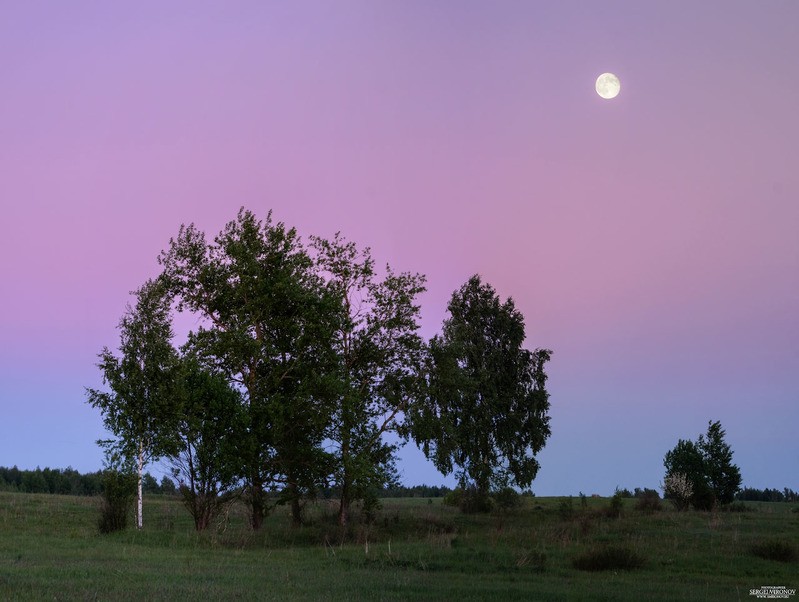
[1,1,796,496]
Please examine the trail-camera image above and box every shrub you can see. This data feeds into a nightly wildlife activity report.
[98,469,136,534]
[750,540,798,563]
[663,472,693,511]
[443,485,493,513]
[573,546,646,571]
[635,491,663,513]
[442,488,463,508]
[558,496,575,520]
[493,487,521,511]
[605,491,624,518]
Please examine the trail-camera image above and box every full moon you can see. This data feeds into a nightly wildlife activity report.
[595,72,621,99]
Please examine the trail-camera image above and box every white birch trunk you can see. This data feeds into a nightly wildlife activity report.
[137,441,144,529]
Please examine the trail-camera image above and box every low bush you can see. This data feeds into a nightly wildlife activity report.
[98,469,136,534]
[557,496,575,520]
[635,492,663,513]
[493,487,521,511]
[750,540,798,563]
[442,486,493,513]
[572,545,646,571]
[605,491,624,518]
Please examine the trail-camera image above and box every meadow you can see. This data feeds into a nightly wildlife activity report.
[0,491,796,601]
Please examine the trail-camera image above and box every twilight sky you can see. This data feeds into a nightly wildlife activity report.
[1,1,797,495]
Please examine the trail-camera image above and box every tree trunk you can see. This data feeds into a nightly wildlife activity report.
[338,477,350,527]
[290,491,302,527]
[250,480,265,530]
[136,441,144,529]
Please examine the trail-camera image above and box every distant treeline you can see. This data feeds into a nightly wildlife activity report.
[0,466,176,497]
[734,487,798,503]
[0,466,452,499]
[0,466,103,496]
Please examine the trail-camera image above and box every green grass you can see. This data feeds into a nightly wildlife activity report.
[1,492,796,600]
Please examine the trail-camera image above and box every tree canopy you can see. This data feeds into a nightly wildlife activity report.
[86,278,181,529]
[663,420,742,509]
[410,275,552,506]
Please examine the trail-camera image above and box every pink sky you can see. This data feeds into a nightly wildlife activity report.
[1,1,796,494]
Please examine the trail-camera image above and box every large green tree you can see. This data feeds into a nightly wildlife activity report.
[159,208,339,528]
[312,234,426,526]
[410,275,552,507]
[86,278,180,529]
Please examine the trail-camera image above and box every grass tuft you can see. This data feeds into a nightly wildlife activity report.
[749,539,798,563]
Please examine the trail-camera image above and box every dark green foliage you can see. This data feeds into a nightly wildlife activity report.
[160,476,177,495]
[633,487,660,499]
[170,358,244,531]
[606,491,624,518]
[634,491,663,513]
[380,484,452,498]
[87,278,182,528]
[441,486,494,513]
[698,421,741,506]
[749,540,797,563]
[312,233,426,527]
[98,470,136,533]
[160,209,340,528]
[572,546,646,571]
[663,421,741,510]
[411,275,552,506]
[141,473,160,494]
[493,487,521,511]
[736,487,798,503]
[558,496,575,520]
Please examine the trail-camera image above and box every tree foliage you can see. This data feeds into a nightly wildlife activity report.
[312,234,426,526]
[86,278,181,528]
[170,357,244,531]
[663,420,742,509]
[159,208,340,527]
[410,275,552,505]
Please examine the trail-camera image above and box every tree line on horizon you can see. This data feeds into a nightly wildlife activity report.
[86,208,554,531]
[3,464,793,506]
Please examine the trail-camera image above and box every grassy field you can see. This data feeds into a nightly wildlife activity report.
[1,491,796,601]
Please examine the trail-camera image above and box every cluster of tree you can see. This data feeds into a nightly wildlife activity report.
[615,487,661,499]
[0,466,180,497]
[735,487,798,503]
[0,466,103,496]
[87,208,553,531]
[663,420,742,510]
[379,484,453,498]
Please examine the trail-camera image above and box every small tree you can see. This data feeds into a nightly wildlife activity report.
[663,420,741,510]
[87,278,181,529]
[697,421,742,506]
[410,275,552,509]
[170,357,244,531]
